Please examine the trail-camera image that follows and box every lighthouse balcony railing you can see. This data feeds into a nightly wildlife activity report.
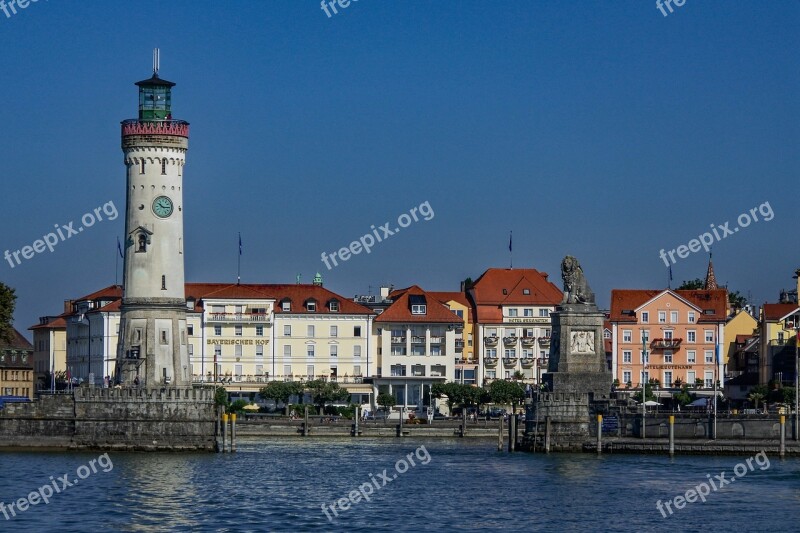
[121,119,190,137]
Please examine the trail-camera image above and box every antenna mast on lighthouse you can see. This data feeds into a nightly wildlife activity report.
[153,48,160,76]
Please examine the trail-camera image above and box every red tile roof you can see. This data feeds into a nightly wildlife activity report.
[375,286,463,324]
[762,303,800,321]
[29,315,68,330]
[268,285,373,315]
[55,283,372,318]
[76,285,123,302]
[609,289,728,323]
[1,328,34,351]
[469,268,561,322]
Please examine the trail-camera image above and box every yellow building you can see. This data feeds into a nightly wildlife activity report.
[759,303,799,386]
[0,327,35,399]
[722,309,758,370]
[29,311,68,392]
[429,291,476,385]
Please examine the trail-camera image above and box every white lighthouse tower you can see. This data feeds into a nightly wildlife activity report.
[117,50,190,387]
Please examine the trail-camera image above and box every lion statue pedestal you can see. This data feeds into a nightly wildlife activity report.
[541,256,612,400]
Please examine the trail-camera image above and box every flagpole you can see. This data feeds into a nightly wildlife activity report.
[237,233,241,285]
[509,231,513,269]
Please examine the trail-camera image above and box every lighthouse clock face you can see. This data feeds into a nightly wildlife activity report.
[152,196,174,218]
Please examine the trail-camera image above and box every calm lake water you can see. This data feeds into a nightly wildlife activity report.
[1,438,798,532]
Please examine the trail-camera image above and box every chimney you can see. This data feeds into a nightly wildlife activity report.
[380,286,391,299]
[64,300,74,314]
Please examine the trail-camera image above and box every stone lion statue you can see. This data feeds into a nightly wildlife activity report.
[561,255,595,304]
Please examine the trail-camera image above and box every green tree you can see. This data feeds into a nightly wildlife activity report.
[377,392,396,419]
[214,386,230,409]
[674,385,693,406]
[488,379,525,409]
[432,382,468,413]
[748,390,766,411]
[259,381,304,415]
[229,399,248,414]
[677,279,704,290]
[633,383,656,403]
[780,387,796,406]
[0,282,16,346]
[304,380,350,414]
[728,291,748,309]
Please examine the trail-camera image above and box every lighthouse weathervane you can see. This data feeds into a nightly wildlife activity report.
[116,49,191,388]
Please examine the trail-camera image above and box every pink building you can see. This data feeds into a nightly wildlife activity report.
[609,289,727,393]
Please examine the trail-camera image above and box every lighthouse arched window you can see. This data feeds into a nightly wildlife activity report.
[161,159,167,175]
[139,160,145,174]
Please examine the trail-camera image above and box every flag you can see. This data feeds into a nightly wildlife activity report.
[508,231,512,252]
[238,233,242,256]
[117,237,124,258]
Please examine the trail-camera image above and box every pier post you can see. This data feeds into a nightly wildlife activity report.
[222,413,228,453]
[780,415,786,458]
[498,415,504,451]
[353,407,360,437]
[231,413,237,453]
[508,414,516,452]
[544,416,551,453]
[303,406,309,437]
[596,414,602,454]
[215,407,222,452]
[397,407,404,437]
[463,410,468,437]
[669,415,675,457]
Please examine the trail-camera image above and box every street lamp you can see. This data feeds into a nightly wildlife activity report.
[793,314,799,441]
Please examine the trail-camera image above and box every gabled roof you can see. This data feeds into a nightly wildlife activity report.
[762,303,800,322]
[375,286,463,324]
[609,289,728,323]
[470,268,562,306]
[1,328,33,351]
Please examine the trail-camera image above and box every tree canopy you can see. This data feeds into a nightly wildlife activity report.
[304,379,350,412]
[0,282,16,346]
[259,381,304,414]
[487,379,525,407]
[377,393,396,411]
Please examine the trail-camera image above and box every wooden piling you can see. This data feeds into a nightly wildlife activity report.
[230,413,237,453]
[596,414,602,454]
[669,415,675,457]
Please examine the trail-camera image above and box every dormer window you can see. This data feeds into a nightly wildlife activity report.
[329,300,340,312]
[281,300,291,312]
[523,289,530,295]
[409,294,426,315]
[306,300,317,312]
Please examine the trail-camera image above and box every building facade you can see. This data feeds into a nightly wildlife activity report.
[28,309,68,392]
[609,289,728,393]
[468,268,562,385]
[429,291,476,385]
[0,328,35,399]
[373,286,461,412]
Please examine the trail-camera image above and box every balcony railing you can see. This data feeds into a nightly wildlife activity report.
[520,357,535,368]
[411,336,425,344]
[484,357,499,367]
[391,336,407,343]
[121,119,190,138]
[208,313,271,323]
[429,336,443,344]
[521,337,536,347]
[538,337,551,346]
[651,338,683,349]
[503,357,518,366]
[503,336,518,345]
[192,374,365,385]
[484,336,499,347]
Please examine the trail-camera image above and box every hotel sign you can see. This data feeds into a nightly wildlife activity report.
[207,339,264,345]
[507,318,550,324]
[648,365,693,370]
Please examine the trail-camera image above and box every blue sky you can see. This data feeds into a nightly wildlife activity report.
[1,1,798,335]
